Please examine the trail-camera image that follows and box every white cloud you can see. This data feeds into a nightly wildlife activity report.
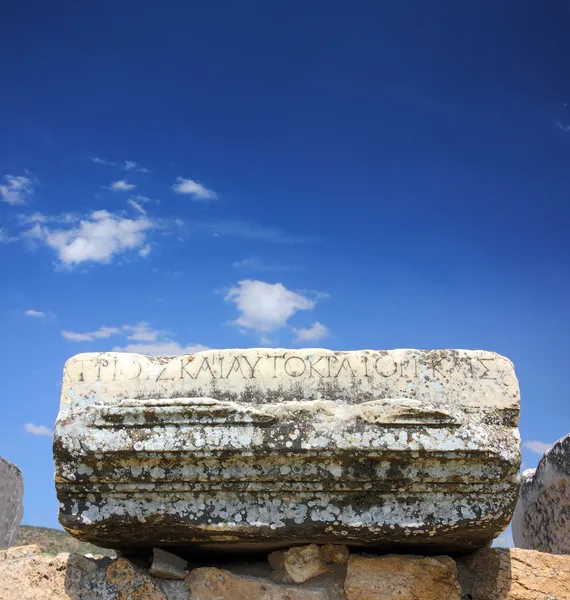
[294,321,329,342]
[62,326,121,342]
[123,322,163,342]
[25,309,45,318]
[19,212,77,225]
[24,423,53,437]
[113,341,209,356]
[225,280,316,333]
[109,180,137,191]
[172,177,217,201]
[556,122,570,133]
[127,198,147,215]
[62,320,206,356]
[123,160,150,173]
[523,440,552,455]
[0,175,33,205]
[91,157,116,166]
[132,194,153,203]
[26,209,153,266]
[139,244,152,257]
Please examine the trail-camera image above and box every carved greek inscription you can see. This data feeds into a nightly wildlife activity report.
[64,352,507,386]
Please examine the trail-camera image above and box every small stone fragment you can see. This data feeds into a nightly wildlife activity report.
[320,544,349,565]
[106,558,167,599]
[344,554,461,600]
[0,456,24,549]
[512,433,570,554]
[188,566,334,600]
[269,544,329,583]
[458,546,570,600]
[150,547,188,580]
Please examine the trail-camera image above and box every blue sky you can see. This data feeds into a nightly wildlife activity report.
[1,1,569,541]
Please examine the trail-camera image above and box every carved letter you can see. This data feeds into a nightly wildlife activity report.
[335,357,355,378]
[225,356,245,378]
[195,357,216,379]
[476,358,495,380]
[375,357,397,378]
[242,356,262,379]
[284,356,306,377]
[309,356,326,378]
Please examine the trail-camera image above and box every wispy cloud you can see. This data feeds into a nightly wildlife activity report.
[556,122,570,133]
[294,321,329,342]
[24,209,153,266]
[24,309,45,318]
[62,326,121,342]
[24,423,53,437]
[0,175,33,205]
[172,177,217,201]
[91,156,116,166]
[232,257,293,271]
[113,341,209,356]
[109,180,137,192]
[61,320,206,356]
[523,440,552,455]
[127,198,147,215]
[123,160,150,173]
[225,280,317,334]
[190,219,318,244]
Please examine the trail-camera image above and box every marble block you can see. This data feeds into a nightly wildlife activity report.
[53,349,521,553]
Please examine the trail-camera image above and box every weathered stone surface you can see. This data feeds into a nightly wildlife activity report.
[269,544,329,583]
[0,545,101,600]
[54,349,521,552]
[150,547,188,580]
[458,546,570,599]
[188,567,338,600]
[106,558,168,599]
[344,554,461,600]
[0,456,24,549]
[512,433,570,554]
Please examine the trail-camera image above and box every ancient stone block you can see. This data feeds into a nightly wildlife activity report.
[54,349,521,553]
[512,433,570,554]
[187,567,337,600]
[0,456,24,549]
[458,547,570,600]
[269,544,329,583]
[344,554,461,600]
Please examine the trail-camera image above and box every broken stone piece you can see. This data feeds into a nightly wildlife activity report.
[512,433,570,554]
[344,554,461,600]
[188,566,335,600]
[106,558,167,599]
[0,456,24,549]
[54,348,521,553]
[269,544,329,583]
[150,547,188,580]
[320,544,349,565]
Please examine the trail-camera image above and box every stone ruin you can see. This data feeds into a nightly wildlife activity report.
[0,456,23,549]
[512,432,570,554]
[53,348,521,554]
